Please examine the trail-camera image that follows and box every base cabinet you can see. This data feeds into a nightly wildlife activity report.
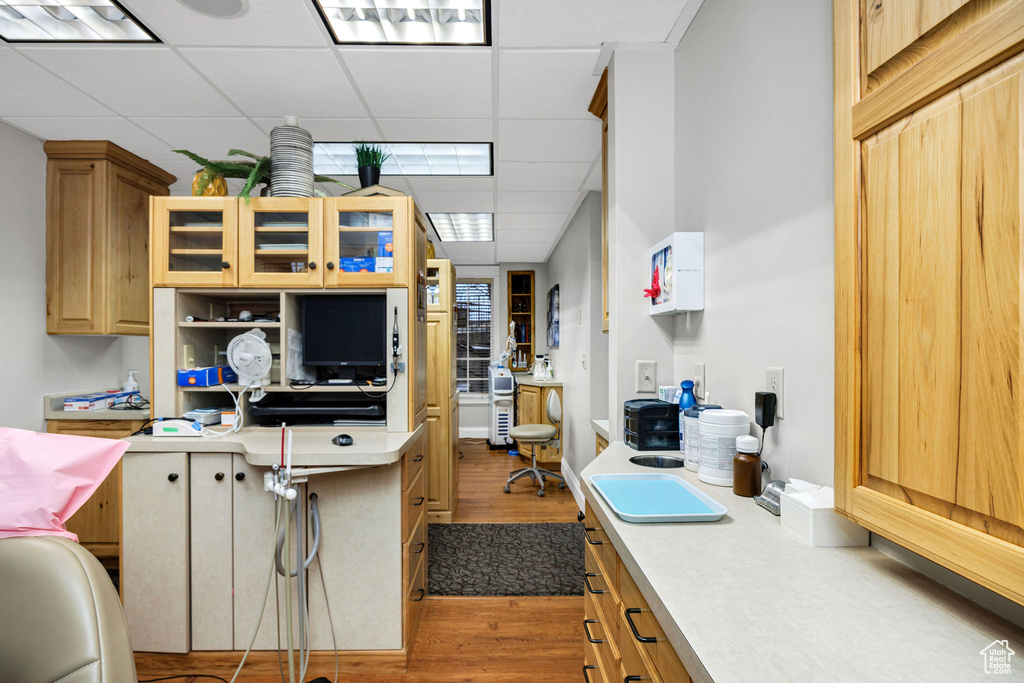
[516,384,563,464]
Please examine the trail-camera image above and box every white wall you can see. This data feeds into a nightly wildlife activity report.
[0,121,151,431]
[672,0,835,486]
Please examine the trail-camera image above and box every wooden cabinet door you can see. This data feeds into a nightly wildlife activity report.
[152,196,238,287]
[450,393,460,503]
[323,197,408,287]
[517,385,541,457]
[238,197,324,287]
[109,165,163,334]
[536,386,562,465]
[426,411,445,512]
[190,453,234,651]
[836,0,1024,604]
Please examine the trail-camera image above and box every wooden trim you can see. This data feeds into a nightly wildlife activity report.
[589,69,610,335]
[588,68,609,118]
[44,140,176,187]
[133,649,409,676]
[852,0,1024,139]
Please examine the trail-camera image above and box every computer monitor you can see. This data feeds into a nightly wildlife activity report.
[302,295,387,367]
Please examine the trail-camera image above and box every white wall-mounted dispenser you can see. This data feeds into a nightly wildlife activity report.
[648,232,704,315]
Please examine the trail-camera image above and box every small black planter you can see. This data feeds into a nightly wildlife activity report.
[358,165,380,188]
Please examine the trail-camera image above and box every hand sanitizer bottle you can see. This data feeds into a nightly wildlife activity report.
[678,380,696,453]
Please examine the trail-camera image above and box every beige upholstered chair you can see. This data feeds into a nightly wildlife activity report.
[0,536,137,683]
[504,388,567,497]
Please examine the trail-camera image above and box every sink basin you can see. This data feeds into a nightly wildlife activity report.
[629,455,685,468]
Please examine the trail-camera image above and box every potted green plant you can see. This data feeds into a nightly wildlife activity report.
[173,148,354,199]
[354,142,390,188]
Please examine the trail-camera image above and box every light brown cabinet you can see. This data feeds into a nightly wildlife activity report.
[507,270,536,366]
[588,70,609,335]
[45,141,175,335]
[426,259,460,523]
[835,0,1024,604]
[516,383,562,465]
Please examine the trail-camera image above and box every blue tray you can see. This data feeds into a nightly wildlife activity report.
[588,472,728,523]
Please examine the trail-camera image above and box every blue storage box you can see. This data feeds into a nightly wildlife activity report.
[178,366,238,387]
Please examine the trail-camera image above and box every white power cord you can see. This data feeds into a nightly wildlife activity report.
[199,382,250,438]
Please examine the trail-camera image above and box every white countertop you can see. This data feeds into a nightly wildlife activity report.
[44,391,151,421]
[512,372,563,388]
[581,442,1024,683]
[127,425,423,467]
[591,419,609,440]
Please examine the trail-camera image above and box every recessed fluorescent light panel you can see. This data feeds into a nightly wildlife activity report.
[0,1,157,42]
[314,142,492,176]
[312,0,489,45]
[429,213,492,242]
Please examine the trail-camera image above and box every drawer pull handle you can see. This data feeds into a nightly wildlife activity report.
[583,619,604,644]
[583,527,603,546]
[412,588,425,602]
[583,665,597,683]
[215,472,225,481]
[624,608,657,644]
[412,496,425,506]
[236,472,245,481]
[624,677,643,682]
[167,473,179,482]
[413,454,424,462]
[584,572,604,595]
[412,542,425,554]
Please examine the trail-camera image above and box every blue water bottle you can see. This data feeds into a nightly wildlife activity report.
[678,380,696,453]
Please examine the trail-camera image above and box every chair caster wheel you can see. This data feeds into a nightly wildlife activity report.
[558,482,566,489]
[537,489,545,497]
[503,485,511,493]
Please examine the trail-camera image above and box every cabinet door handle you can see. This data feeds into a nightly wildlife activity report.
[412,542,425,554]
[215,472,225,481]
[583,665,597,683]
[221,261,230,269]
[584,572,604,595]
[624,677,643,682]
[624,608,657,644]
[583,527,603,546]
[326,262,335,269]
[412,496,425,506]
[236,472,245,481]
[413,453,424,462]
[167,473,179,482]
[577,511,586,523]
[308,261,317,270]
[583,619,604,644]
[412,588,425,602]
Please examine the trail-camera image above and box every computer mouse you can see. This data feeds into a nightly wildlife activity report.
[332,434,354,447]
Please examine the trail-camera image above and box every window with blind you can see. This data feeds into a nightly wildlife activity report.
[455,281,492,394]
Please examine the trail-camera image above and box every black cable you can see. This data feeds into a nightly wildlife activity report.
[139,676,229,683]
[758,425,769,457]
[129,418,160,436]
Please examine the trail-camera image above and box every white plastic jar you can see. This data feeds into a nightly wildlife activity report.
[683,404,721,471]
[698,409,750,486]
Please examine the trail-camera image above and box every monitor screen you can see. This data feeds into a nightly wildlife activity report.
[302,295,386,366]
[493,376,513,392]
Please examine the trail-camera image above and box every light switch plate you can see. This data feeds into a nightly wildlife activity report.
[694,362,706,399]
[636,360,656,393]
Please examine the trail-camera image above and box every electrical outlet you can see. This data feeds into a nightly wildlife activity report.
[767,367,784,418]
[636,360,656,393]
[693,363,706,399]
[182,344,195,369]
[581,352,589,369]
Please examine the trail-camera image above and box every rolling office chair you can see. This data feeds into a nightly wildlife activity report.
[504,388,567,497]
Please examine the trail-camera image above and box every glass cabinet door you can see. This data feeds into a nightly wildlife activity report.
[238,198,323,287]
[324,198,409,287]
[152,197,237,287]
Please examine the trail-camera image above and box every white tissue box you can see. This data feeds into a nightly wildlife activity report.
[780,486,869,547]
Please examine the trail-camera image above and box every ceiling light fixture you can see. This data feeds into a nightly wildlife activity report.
[312,0,489,45]
[175,0,249,19]
[0,0,157,42]
[428,213,493,242]
[314,142,492,177]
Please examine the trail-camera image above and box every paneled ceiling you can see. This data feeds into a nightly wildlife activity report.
[0,0,698,264]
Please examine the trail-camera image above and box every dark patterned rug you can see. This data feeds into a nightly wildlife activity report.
[428,523,584,596]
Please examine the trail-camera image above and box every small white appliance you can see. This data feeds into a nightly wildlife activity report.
[226,328,273,402]
[488,365,515,448]
[648,232,705,315]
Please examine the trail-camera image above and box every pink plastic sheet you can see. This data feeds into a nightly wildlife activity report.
[0,427,130,542]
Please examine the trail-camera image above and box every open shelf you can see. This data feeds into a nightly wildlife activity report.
[179,383,388,394]
[171,248,223,255]
[177,321,281,329]
[254,226,308,233]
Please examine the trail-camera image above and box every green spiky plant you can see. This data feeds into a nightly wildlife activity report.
[173,148,355,200]
[354,142,390,168]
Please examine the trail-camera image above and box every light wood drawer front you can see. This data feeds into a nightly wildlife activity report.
[403,508,427,593]
[404,551,427,646]
[403,445,424,491]
[585,542,619,645]
[585,589,620,682]
[584,639,611,683]
[404,468,426,541]
[584,501,619,582]
[618,559,689,683]
[619,621,662,683]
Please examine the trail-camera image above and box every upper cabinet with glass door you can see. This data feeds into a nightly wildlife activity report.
[323,197,410,287]
[238,198,323,287]
[152,197,237,287]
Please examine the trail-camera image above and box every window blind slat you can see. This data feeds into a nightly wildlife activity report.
[455,282,492,393]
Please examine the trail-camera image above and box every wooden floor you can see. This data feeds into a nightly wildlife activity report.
[135,439,584,683]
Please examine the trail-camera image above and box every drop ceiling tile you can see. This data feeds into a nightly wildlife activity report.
[496,213,567,232]
[20,47,238,117]
[123,0,329,47]
[497,191,580,213]
[497,161,591,192]
[377,118,493,142]
[255,117,378,141]
[342,50,492,119]
[495,242,551,263]
[180,48,366,118]
[582,162,602,191]
[498,50,600,119]
[151,159,203,186]
[497,119,600,162]
[495,228,560,242]
[130,118,269,159]
[436,242,496,266]
[0,50,114,117]
[3,117,173,162]
[415,191,494,213]
[499,0,691,47]
[405,177,494,193]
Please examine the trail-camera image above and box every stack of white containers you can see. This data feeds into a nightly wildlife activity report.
[270,115,313,197]
[697,409,750,486]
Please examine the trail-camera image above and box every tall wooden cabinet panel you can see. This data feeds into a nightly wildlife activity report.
[835,0,1024,604]
[45,141,175,334]
[589,70,609,334]
[516,384,563,465]
[426,259,459,523]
